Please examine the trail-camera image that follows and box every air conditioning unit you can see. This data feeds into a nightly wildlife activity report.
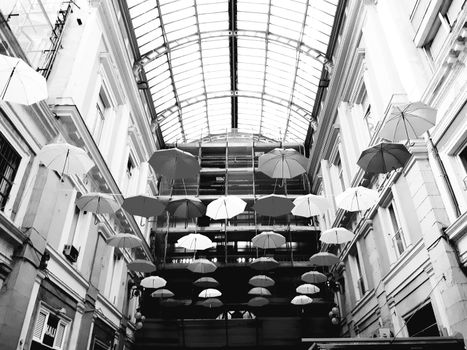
[63,244,79,263]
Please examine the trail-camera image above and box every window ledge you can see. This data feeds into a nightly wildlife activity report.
[351,288,376,316]
[0,210,27,246]
[383,239,425,284]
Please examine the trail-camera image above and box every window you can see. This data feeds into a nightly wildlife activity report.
[90,92,108,143]
[335,153,346,192]
[67,205,81,245]
[0,132,21,210]
[126,156,135,177]
[357,86,375,137]
[388,202,407,257]
[31,306,69,350]
[349,244,366,300]
[405,302,440,337]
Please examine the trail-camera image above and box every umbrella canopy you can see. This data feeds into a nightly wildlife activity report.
[177,233,213,251]
[253,194,294,217]
[249,275,275,288]
[127,259,156,273]
[122,195,167,217]
[379,102,437,141]
[187,258,217,273]
[292,194,331,217]
[206,196,247,220]
[336,186,378,212]
[357,142,411,174]
[248,287,271,296]
[296,284,320,295]
[248,297,269,307]
[250,257,279,271]
[309,252,340,266]
[258,148,308,179]
[201,298,223,308]
[251,231,286,249]
[106,234,142,249]
[149,148,200,179]
[320,228,355,245]
[301,271,327,284]
[167,197,206,218]
[151,288,175,298]
[76,193,120,214]
[199,288,222,298]
[0,54,48,105]
[291,295,313,305]
[140,276,167,289]
[37,143,94,177]
[193,277,220,289]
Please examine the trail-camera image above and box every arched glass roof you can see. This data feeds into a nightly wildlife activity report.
[126,0,339,144]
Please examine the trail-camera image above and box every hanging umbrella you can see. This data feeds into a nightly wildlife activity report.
[248,287,271,296]
[206,196,247,220]
[199,288,222,298]
[357,142,411,174]
[187,258,217,273]
[309,252,339,266]
[140,276,167,289]
[250,257,279,271]
[292,194,331,217]
[291,295,313,305]
[258,148,308,179]
[248,297,269,307]
[148,148,200,179]
[301,271,327,284]
[167,197,206,218]
[193,277,219,289]
[296,284,320,295]
[252,231,286,249]
[76,193,120,214]
[177,233,213,251]
[106,233,142,249]
[249,275,275,288]
[0,54,48,105]
[253,194,294,217]
[122,195,167,217]
[37,143,94,178]
[127,259,156,273]
[201,298,223,308]
[320,228,355,245]
[151,288,175,298]
[336,186,378,212]
[379,102,437,142]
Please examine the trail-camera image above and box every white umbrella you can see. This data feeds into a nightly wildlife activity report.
[148,148,200,179]
[301,271,327,284]
[140,276,167,289]
[258,148,308,179]
[251,231,286,249]
[187,258,217,274]
[248,287,271,296]
[193,277,219,289]
[253,194,294,217]
[0,54,48,105]
[336,186,378,212]
[248,297,269,307]
[199,288,222,298]
[250,257,279,271]
[151,288,174,298]
[206,196,246,220]
[106,234,142,249]
[296,284,320,295]
[127,259,156,273]
[249,275,275,288]
[37,143,94,178]
[122,195,167,217]
[292,194,331,217]
[76,193,120,214]
[309,252,339,266]
[291,295,313,305]
[177,233,213,251]
[320,228,354,245]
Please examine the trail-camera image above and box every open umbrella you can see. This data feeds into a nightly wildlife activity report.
[149,148,200,179]
[193,277,219,289]
[379,102,437,142]
[291,295,313,305]
[201,298,223,308]
[206,196,247,220]
[106,234,142,249]
[167,197,206,218]
[309,252,339,266]
[253,194,294,217]
[0,54,48,105]
[296,284,320,295]
[151,288,175,298]
[122,195,167,217]
[292,194,331,217]
[249,275,275,288]
[177,233,213,251]
[187,258,217,273]
[76,193,120,214]
[252,231,286,249]
[301,271,327,284]
[248,287,271,296]
[199,288,222,298]
[248,297,269,307]
[127,259,156,273]
[258,148,308,179]
[250,257,279,271]
[357,142,411,174]
[37,143,94,178]
[320,228,354,245]
[336,186,378,212]
[140,276,167,289]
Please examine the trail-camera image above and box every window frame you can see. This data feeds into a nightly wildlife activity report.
[0,131,21,211]
[387,200,408,258]
[31,303,71,350]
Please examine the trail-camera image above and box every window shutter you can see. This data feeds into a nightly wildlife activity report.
[54,321,67,349]
[33,310,47,340]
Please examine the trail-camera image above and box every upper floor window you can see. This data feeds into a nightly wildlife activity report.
[388,202,407,257]
[89,92,110,144]
[356,86,375,138]
[458,142,467,193]
[0,132,21,210]
[335,153,345,192]
[349,244,367,300]
[32,304,70,350]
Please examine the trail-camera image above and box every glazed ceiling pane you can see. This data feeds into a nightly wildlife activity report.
[126,0,339,143]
